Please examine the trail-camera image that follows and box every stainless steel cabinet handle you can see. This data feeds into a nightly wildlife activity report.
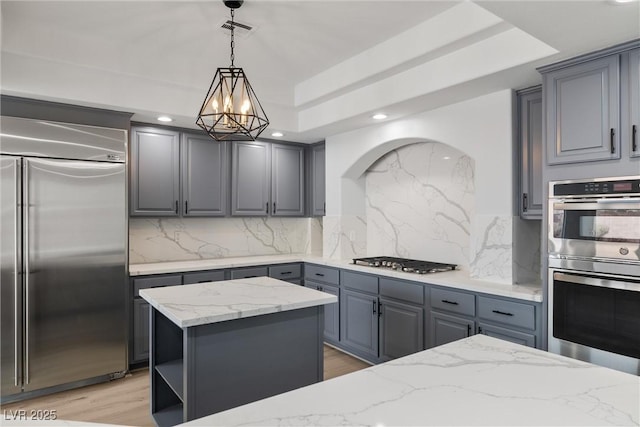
[23,161,30,385]
[14,159,19,386]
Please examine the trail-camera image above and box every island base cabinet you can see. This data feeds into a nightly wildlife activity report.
[430,311,474,348]
[149,305,325,425]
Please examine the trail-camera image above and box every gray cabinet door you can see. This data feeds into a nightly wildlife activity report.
[181,133,226,216]
[518,87,543,219]
[271,144,304,216]
[478,322,536,348]
[306,281,340,343]
[231,141,270,216]
[430,311,474,348]
[379,298,423,362]
[626,49,640,158]
[130,127,180,216]
[340,289,378,360]
[311,144,326,216]
[545,55,620,164]
[132,299,150,363]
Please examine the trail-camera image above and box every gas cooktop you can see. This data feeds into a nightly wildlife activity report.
[352,256,456,274]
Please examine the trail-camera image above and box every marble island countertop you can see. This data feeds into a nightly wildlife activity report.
[181,334,639,426]
[139,276,337,328]
[130,254,542,302]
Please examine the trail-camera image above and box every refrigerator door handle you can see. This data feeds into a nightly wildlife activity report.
[14,159,20,386]
[23,160,29,385]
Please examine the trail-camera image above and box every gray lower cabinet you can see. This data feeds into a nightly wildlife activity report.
[231,141,305,217]
[305,281,339,343]
[340,288,378,360]
[181,133,226,216]
[269,263,302,283]
[430,311,475,347]
[230,266,268,279]
[132,299,151,363]
[311,144,325,216]
[477,322,535,347]
[379,298,423,362]
[542,53,620,164]
[130,126,180,216]
[517,86,543,219]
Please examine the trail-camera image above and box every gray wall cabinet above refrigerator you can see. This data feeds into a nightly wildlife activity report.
[311,144,326,216]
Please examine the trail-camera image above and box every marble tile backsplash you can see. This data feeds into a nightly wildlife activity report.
[365,142,475,269]
[129,217,322,264]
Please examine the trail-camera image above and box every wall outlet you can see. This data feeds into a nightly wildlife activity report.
[348,230,356,242]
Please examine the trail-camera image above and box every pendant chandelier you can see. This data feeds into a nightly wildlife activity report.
[196,0,269,141]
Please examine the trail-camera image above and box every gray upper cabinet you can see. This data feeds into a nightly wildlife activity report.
[130,126,180,216]
[517,86,543,219]
[231,141,270,216]
[625,48,640,158]
[543,54,620,164]
[271,143,304,216]
[231,141,305,217]
[181,133,226,217]
[311,144,326,216]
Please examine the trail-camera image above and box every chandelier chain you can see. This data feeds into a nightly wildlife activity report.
[230,8,235,68]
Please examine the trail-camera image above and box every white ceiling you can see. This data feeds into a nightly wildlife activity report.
[1,0,639,143]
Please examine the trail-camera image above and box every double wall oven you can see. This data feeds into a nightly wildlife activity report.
[548,176,640,375]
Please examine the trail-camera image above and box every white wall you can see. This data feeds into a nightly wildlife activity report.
[324,90,524,283]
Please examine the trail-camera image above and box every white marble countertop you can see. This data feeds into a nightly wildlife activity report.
[139,276,337,328]
[181,335,640,427]
[130,254,543,302]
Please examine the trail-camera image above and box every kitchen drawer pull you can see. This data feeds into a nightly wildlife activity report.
[245,275,257,279]
[633,125,637,152]
[492,310,514,317]
[280,271,293,275]
[442,299,459,305]
[610,128,615,154]
[315,273,325,277]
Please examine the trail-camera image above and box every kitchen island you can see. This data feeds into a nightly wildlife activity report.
[139,277,337,427]
[181,334,640,426]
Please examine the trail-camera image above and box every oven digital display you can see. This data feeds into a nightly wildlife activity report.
[613,182,633,192]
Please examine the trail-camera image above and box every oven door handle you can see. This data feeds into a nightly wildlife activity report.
[553,200,640,210]
[553,272,640,292]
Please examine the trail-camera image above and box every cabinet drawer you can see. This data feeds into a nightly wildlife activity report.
[304,264,339,285]
[230,266,268,279]
[183,270,225,285]
[477,296,535,331]
[269,263,302,280]
[133,274,182,297]
[341,271,378,294]
[430,288,475,317]
[379,278,424,305]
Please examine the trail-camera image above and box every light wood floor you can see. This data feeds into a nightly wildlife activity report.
[1,345,370,426]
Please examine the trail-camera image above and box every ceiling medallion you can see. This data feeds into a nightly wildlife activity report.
[196,0,269,141]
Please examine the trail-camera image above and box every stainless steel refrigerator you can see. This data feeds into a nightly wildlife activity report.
[1,116,127,400]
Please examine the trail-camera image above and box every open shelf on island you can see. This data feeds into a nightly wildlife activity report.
[152,403,183,427]
[155,359,184,401]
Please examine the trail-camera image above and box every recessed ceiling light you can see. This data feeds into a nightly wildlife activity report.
[372,113,387,120]
[271,132,284,137]
[157,116,173,122]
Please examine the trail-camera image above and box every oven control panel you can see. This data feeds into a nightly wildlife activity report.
[553,178,640,196]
